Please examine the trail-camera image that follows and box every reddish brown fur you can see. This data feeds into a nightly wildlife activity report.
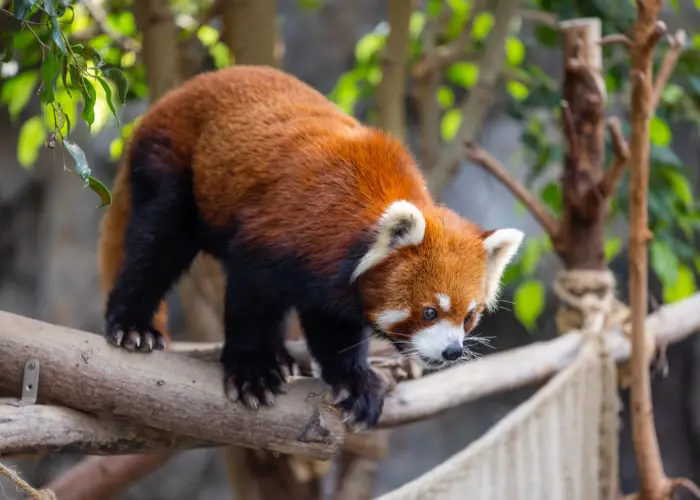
[97,66,493,343]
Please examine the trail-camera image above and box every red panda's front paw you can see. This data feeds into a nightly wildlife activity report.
[332,369,386,432]
[104,320,167,352]
[223,357,287,409]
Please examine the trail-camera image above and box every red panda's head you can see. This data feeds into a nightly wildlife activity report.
[353,200,524,370]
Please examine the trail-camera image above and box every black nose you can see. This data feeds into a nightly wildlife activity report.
[442,343,462,361]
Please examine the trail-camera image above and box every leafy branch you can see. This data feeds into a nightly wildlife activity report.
[4,0,130,207]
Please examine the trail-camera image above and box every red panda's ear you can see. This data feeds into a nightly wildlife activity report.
[350,200,426,282]
[480,228,525,311]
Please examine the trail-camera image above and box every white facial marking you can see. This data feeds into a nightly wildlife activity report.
[351,200,426,282]
[411,320,464,368]
[468,299,477,312]
[436,293,451,312]
[375,308,410,331]
[482,228,525,312]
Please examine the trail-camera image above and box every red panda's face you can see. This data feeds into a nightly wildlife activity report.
[353,201,524,370]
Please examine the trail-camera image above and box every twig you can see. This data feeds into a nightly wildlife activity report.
[600,34,633,48]
[651,29,686,110]
[627,1,672,497]
[427,0,523,196]
[600,117,631,197]
[411,0,484,80]
[465,141,560,241]
[517,8,557,26]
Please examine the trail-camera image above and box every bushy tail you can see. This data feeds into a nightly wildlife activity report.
[97,165,170,341]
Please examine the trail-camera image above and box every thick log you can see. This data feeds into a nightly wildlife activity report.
[0,311,345,459]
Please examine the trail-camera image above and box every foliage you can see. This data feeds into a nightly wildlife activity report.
[2,0,133,206]
[330,0,700,331]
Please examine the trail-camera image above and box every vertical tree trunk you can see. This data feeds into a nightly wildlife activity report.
[221,0,277,67]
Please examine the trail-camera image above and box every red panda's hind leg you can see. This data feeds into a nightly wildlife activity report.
[104,139,199,352]
[298,310,386,430]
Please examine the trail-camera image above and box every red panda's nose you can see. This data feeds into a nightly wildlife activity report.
[442,343,462,361]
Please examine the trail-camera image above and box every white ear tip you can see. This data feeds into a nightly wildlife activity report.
[483,228,525,253]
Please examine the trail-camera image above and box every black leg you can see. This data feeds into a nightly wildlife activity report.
[298,310,386,430]
[104,179,199,352]
[220,270,297,409]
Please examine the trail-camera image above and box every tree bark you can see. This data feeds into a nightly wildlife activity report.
[221,0,277,67]
[558,18,607,270]
[0,311,345,459]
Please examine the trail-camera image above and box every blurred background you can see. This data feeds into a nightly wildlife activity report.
[2,0,700,498]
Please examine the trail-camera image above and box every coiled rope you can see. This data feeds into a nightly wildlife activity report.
[0,461,57,499]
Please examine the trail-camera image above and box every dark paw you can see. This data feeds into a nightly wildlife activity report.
[332,369,386,432]
[104,320,167,352]
[223,356,287,409]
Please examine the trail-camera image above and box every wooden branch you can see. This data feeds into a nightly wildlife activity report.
[42,453,175,500]
[0,402,214,456]
[651,29,686,111]
[376,0,413,142]
[427,0,522,196]
[2,293,700,456]
[0,311,345,459]
[464,142,560,241]
[600,34,633,48]
[627,2,690,498]
[600,116,631,197]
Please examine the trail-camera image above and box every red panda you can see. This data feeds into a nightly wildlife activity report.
[97,65,524,430]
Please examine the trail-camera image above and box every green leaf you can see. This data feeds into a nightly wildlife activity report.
[663,264,696,303]
[440,109,462,141]
[49,19,67,55]
[649,116,671,147]
[604,237,623,261]
[13,0,38,19]
[62,138,90,181]
[505,37,526,66]
[507,81,529,101]
[328,70,359,114]
[540,182,562,216]
[109,137,123,160]
[80,45,104,68]
[520,239,541,276]
[661,83,684,105]
[209,42,230,69]
[17,116,47,168]
[472,12,494,40]
[409,12,425,39]
[39,50,62,104]
[446,62,479,89]
[661,168,693,209]
[102,67,128,104]
[86,175,112,207]
[80,79,97,128]
[1,70,39,120]
[437,86,454,109]
[96,76,120,126]
[650,239,679,287]
[196,25,220,47]
[355,32,385,65]
[513,279,545,331]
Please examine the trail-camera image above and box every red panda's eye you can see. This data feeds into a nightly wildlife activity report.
[464,311,474,325]
[422,307,437,321]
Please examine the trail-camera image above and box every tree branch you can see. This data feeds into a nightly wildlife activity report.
[651,29,686,111]
[600,116,631,197]
[4,293,700,456]
[427,0,523,196]
[0,311,345,460]
[376,0,413,142]
[464,142,560,241]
